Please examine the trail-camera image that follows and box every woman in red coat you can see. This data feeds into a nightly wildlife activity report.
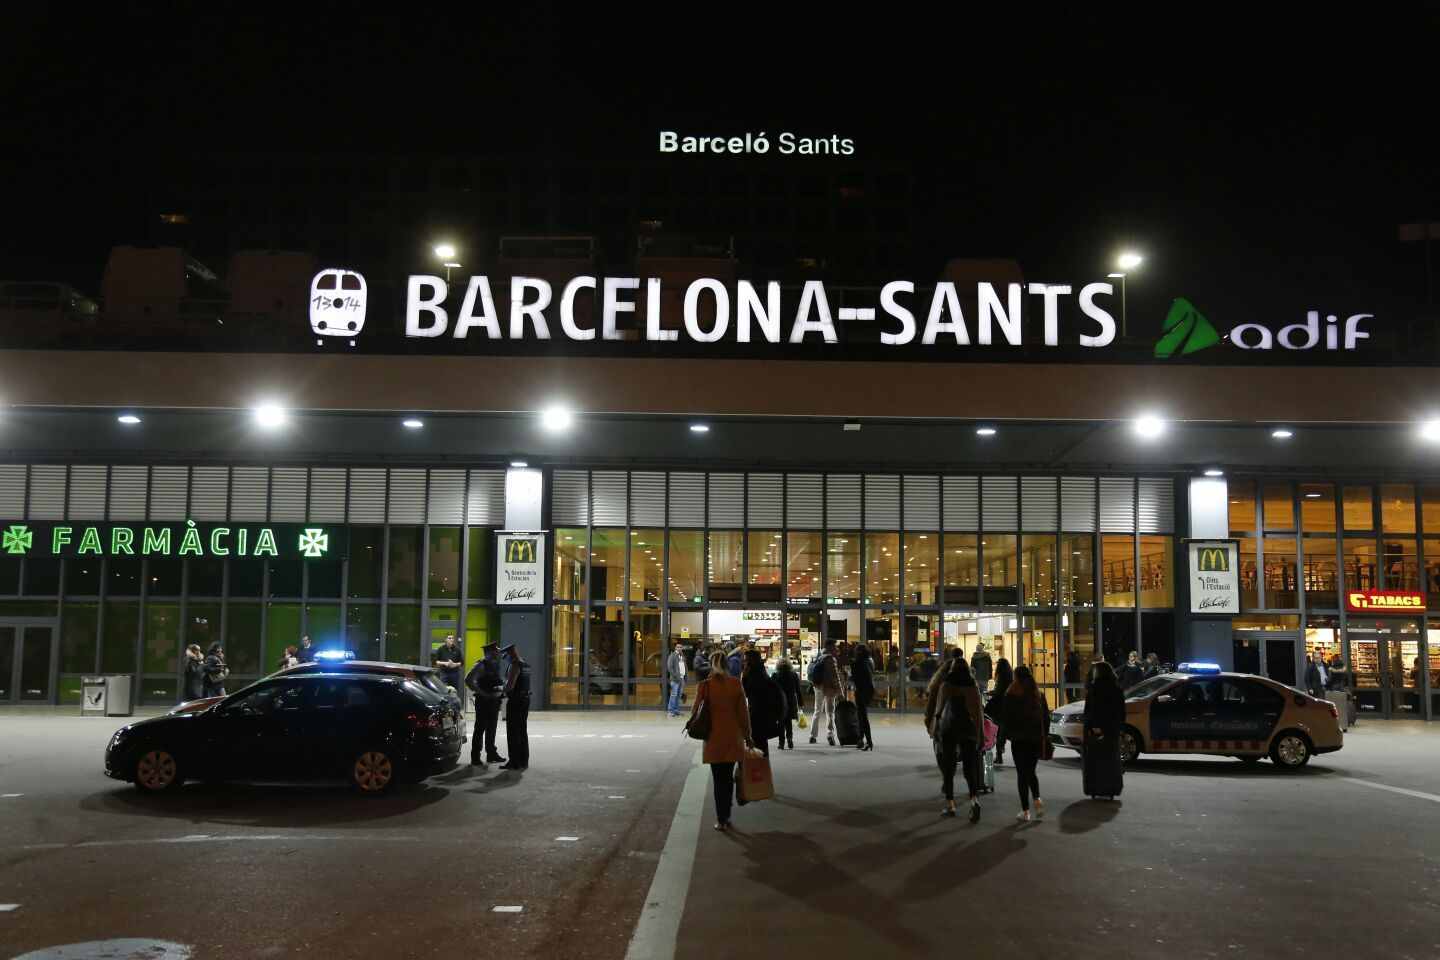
[690,651,754,831]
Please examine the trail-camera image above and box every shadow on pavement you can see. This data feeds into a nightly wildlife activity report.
[1113,758,1336,779]
[83,782,449,827]
[896,826,1029,901]
[1058,798,1122,834]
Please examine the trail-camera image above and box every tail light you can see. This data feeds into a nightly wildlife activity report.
[1324,701,1339,720]
[405,711,442,731]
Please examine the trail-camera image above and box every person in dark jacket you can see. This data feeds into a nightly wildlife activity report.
[925,658,984,821]
[1304,655,1325,697]
[984,657,1014,765]
[1118,651,1146,690]
[850,643,876,751]
[182,644,206,701]
[773,658,802,750]
[1083,661,1127,742]
[201,642,229,698]
[1001,665,1050,822]
[1063,649,1082,704]
[693,646,712,681]
[740,650,781,759]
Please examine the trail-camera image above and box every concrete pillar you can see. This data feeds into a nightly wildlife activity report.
[1181,476,1235,669]
[502,468,547,705]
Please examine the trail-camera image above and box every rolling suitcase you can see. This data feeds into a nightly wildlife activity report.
[1081,730,1124,799]
[979,746,996,795]
[834,698,861,746]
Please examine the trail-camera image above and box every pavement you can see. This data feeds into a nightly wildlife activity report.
[1,709,1439,959]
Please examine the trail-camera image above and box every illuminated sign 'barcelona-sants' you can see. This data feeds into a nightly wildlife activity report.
[1344,589,1426,613]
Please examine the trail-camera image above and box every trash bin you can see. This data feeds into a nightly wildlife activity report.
[104,675,134,717]
[81,676,107,716]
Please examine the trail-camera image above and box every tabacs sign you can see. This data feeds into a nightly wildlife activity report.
[1187,540,1241,615]
[497,532,545,606]
[1345,589,1425,613]
[1,521,339,560]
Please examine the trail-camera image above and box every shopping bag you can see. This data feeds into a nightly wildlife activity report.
[797,711,808,730]
[982,717,998,753]
[738,748,774,802]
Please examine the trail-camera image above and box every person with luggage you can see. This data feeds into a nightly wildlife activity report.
[925,657,985,822]
[773,657,802,750]
[689,651,754,831]
[984,656,1014,766]
[1081,661,1126,799]
[1002,665,1051,822]
[850,642,876,751]
[808,639,842,746]
[970,643,993,695]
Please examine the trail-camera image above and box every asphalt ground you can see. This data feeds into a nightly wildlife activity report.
[2,709,1439,959]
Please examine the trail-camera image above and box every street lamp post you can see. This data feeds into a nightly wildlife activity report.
[1107,272,1128,339]
[1111,251,1143,340]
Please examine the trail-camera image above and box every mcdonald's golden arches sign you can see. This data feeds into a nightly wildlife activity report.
[497,532,546,606]
[1188,540,1240,615]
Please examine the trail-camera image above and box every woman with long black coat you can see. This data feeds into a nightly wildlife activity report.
[1082,660,1127,797]
[984,657,1014,765]
[850,643,876,751]
[182,644,206,701]
[201,642,229,698]
[773,658,803,750]
[741,650,781,759]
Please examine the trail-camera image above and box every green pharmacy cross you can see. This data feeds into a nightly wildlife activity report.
[1154,297,1222,358]
[3,524,32,555]
[297,527,331,558]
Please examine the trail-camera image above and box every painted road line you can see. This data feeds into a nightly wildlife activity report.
[493,905,524,913]
[2,793,23,798]
[21,834,420,851]
[0,904,19,912]
[608,795,627,799]
[625,751,707,960]
[626,769,642,773]
[1341,777,1440,804]
[602,734,616,738]
[555,836,580,842]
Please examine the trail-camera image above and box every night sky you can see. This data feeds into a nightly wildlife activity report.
[5,7,1439,338]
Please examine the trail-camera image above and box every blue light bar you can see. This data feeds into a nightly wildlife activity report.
[315,649,354,661]
[1177,661,1222,675]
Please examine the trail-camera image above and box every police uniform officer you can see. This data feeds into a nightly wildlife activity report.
[465,643,506,766]
[500,643,531,771]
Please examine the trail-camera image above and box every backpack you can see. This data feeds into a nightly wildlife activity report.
[808,655,828,685]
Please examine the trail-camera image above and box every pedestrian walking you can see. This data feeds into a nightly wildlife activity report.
[1118,651,1145,690]
[665,642,688,717]
[726,644,744,681]
[925,657,984,822]
[499,643,531,771]
[201,642,229,698]
[741,649,782,760]
[1081,661,1126,799]
[808,639,842,746]
[850,642,876,751]
[182,644,206,701]
[690,651,754,831]
[971,642,993,694]
[693,645,712,681]
[1143,652,1162,679]
[1002,665,1051,822]
[984,656,1014,766]
[773,658,802,749]
[296,635,316,663]
[434,634,464,707]
[465,643,506,766]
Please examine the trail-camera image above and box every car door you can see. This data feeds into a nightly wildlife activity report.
[209,680,310,779]
[1150,679,1217,750]
[1219,679,1286,749]
[293,677,368,779]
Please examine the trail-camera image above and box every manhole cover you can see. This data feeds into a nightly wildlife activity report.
[12,940,192,960]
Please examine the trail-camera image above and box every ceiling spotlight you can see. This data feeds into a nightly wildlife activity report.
[253,404,287,430]
[1203,468,1224,477]
[540,404,574,432]
[689,423,711,433]
[976,427,997,437]
[510,460,529,469]
[1133,415,1166,439]
[1271,428,1294,440]
[402,418,424,430]
[117,414,142,425]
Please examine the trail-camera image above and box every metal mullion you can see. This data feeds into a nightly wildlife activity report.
[937,473,946,609]
[1134,476,1142,659]
[1336,482,1350,673]
[1417,488,1432,720]
[419,470,433,667]
[622,471,631,706]
[582,472,594,707]
[977,474,985,609]
[458,469,470,670]
[378,470,390,661]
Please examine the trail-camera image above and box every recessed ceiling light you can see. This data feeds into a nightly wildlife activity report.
[1133,415,1166,439]
[510,460,529,468]
[1271,428,1294,439]
[689,423,710,433]
[1203,468,1224,477]
[402,418,424,430]
[1305,492,1322,499]
[540,404,574,432]
[976,427,997,437]
[1420,420,1440,442]
[117,415,141,425]
[253,404,287,429]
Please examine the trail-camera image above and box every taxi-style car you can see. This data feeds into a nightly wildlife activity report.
[1049,663,1343,769]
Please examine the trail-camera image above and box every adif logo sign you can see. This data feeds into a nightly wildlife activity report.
[310,269,367,341]
[1232,311,1372,351]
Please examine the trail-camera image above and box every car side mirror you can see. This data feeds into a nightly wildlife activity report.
[1156,694,1176,705]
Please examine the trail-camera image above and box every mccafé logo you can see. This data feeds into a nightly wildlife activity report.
[1345,589,1425,612]
[505,538,538,564]
[1196,547,1230,572]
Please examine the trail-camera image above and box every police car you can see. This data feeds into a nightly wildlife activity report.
[1049,663,1344,769]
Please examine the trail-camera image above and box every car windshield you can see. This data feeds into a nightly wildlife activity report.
[417,672,450,697]
[403,679,447,704]
[1124,676,1176,699]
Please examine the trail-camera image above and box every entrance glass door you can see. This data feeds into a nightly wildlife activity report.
[1347,620,1423,717]
[1263,638,1298,688]
[0,625,54,703]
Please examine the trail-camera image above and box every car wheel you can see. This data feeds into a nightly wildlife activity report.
[134,747,182,793]
[1119,727,1141,766]
[1270,732,1311,769]
[351,749,396,794]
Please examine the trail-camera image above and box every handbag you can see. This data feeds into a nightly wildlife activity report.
[684,684,712,741]
[797,711,808,729]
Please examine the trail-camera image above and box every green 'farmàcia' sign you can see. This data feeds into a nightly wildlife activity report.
[1,521,341,560]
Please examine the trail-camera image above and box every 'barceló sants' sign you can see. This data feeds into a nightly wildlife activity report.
[1344,589,1426,613]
